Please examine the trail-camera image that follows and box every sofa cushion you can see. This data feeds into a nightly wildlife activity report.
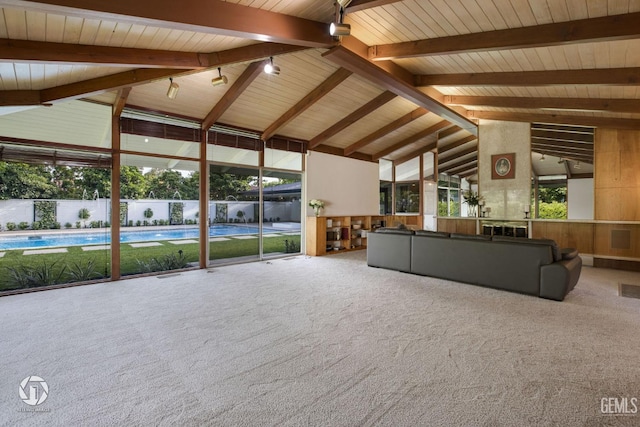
[450,233,491,241]
[492,236,561,262]
[374,228,415,235]
[562,248,578,260]
[414,230,450,238]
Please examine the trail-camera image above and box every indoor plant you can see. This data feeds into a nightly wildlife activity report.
[308,199,325,216]
[463,191,483,217]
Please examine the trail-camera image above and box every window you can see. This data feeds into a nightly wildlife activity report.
[438,174,461,217]
[395,182,420,213]
[535,175,567,219]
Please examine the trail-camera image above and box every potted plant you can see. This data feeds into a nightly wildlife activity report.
[308,199,325,217]
[463,191,482,217]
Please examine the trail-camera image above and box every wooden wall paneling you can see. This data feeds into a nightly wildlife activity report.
[595,129,640,221]
[594,223,640,259]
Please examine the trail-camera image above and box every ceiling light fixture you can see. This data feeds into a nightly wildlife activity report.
[540,154,545,161]
[264,57,280,75]
[211,67,228,86]
[574,161,581,169]
[558,158,564,164]
[330,0,351,37]
[166,77,179,100]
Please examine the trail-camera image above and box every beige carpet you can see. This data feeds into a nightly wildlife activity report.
[1,251,640,426]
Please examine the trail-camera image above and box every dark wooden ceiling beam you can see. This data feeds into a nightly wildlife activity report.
[113,87,131,117]
[531,129,594,143]
[437,125,463,140]
[0,90,42,106]
[261,67,353,141]
[202,60,267,130]
[531,149,593,164]
[531,143,594,156]
[417,68,640,87]
[392,140,438,166]
[0,38,208,69]
[10,0,334,48]
[40,68,188,104]
[438,145,477,164]
[445,95,640,113]
[308,91,397,149]
[439,156,477,173]
[344,107,428,156]
[459,168,478,179]
[370,118,448,160]
[531,138,593,151]
[467,110,640,130]
[322,45,477,135]
[438,135,477,154]
[368,12,640,60]
[444,160,478,176]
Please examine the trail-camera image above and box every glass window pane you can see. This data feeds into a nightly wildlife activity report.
[120,154,200,276]
[395,157,420,181]
[262,170,302,258]
[121,134,199,158]
[379,159,393,181]
[264,148,302,171]
[207,144,259,166]
[395,181,420,213]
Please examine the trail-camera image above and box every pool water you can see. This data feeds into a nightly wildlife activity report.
[0,225,291,250]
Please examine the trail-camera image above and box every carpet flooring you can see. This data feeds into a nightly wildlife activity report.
[1,251,640,426]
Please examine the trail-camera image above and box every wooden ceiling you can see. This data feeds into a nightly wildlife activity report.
[1,0,640,179]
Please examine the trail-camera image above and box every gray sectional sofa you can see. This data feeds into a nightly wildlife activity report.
[367,228,582,301]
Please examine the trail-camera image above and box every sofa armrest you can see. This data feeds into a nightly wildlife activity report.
[539,256,582,301]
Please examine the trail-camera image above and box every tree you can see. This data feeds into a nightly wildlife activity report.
[209,172,252,201]
[0,162,57,200]
[145,169,184,199]
[119,166,147,199]
[77,167,111,199]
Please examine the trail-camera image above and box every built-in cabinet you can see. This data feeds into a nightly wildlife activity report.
[306,215,385,256]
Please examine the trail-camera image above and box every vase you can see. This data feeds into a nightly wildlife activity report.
[468,205,477,217]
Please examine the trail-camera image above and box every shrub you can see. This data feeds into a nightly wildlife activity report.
[75,221,81,229]
[6,222,16,231]
[6,260,66,288]
[143,220,149,226]
[31,221,42,230]
[64,222,73,229]
[19,222,29,230]
[136,220,142,227]
[67,259,103,282]
[52,222,61,229]
[128,220,134,227]
[143,208,153,219]
[136,250,188,273]
[284,239,300,253]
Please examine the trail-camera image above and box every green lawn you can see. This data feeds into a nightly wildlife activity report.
[0,234,300,292]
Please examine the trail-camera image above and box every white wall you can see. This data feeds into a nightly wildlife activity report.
[478,120,531,219]
[306,152,379,216]
[568,178,594,220]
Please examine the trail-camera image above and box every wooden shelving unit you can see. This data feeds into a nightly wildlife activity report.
[306,215,385,256]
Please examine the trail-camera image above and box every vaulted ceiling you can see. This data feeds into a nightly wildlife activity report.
[1,0,640,180]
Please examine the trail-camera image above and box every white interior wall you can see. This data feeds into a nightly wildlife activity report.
[568,178,594,220]
[306,152,379,216]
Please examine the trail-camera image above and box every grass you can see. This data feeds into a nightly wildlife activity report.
[0,234,300,292]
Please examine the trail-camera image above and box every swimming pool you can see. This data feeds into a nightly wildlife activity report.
[0,225,294,250]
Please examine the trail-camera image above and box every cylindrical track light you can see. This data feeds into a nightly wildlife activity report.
[211,67,228,86]
[264,57,281,75]
[166,77,179,99]
[330,22,351,36]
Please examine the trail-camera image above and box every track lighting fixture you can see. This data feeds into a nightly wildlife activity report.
[574,161,581,169]
[558,158,564,164]
[330,0,352,37]
[211,67,228,86]
[166,77,179,100]
[539,154,545,161]
[264,57,280,75]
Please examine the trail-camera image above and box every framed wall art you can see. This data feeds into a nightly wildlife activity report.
[491,153,516,180]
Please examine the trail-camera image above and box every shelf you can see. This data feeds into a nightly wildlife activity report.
[306,215,384,256]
